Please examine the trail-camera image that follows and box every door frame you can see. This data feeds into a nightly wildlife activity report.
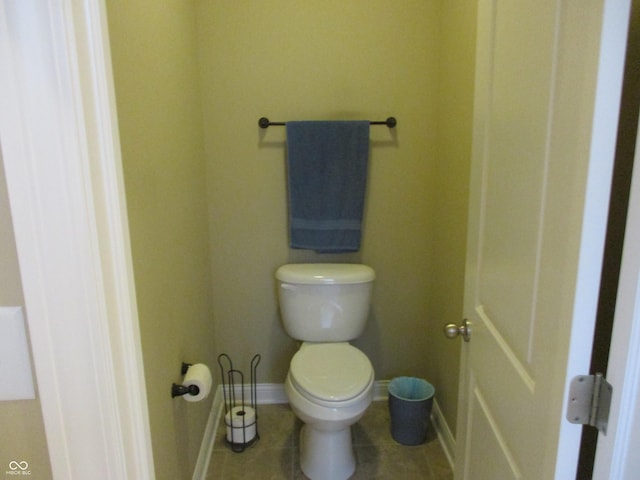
[0,1,154,478]
[592,110,640,478]
[553,1,633,477]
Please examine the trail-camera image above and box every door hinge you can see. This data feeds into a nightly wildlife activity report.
[566,373,612,434]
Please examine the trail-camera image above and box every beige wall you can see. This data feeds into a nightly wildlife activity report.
[0,154,53,478]
[429,1,477,435]
[107,0,475,476]
[197,0,441,381]
[197,0,474,434]
[105,1,215,479]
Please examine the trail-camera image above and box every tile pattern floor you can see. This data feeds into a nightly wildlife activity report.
[207,401,453,479]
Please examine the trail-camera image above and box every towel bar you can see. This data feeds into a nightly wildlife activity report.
[258,117,396,129]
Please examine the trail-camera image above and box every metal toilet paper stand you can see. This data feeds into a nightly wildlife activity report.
[217,353,261,452]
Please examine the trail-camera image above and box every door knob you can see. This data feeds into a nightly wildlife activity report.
[443,319,471,342]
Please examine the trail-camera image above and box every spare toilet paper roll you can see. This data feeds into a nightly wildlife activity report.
[225,406,257,444]
[182,363,212,402]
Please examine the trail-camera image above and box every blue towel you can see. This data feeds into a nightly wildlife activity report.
[286,121,370,252]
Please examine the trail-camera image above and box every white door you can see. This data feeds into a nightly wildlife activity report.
[453,1,631,479]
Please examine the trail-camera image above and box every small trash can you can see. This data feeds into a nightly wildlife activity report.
[388,376,435,445]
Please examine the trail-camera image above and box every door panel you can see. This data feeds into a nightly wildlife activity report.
[478,2,554,366]
[466,374,522,480]
[455,1,630,478]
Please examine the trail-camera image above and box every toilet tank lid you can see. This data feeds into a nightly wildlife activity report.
[276,264,375,285]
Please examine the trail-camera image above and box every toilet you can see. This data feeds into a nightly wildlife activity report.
[276,263,375,480]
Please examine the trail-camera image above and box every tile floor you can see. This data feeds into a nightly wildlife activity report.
[206,401,453,479]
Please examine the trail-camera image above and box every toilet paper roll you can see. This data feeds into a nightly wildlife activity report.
[182,363,212,402]
[225,406,257,444]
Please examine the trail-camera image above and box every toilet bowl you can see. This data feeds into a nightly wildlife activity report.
[285,343,374,480]
[276,263,376,480]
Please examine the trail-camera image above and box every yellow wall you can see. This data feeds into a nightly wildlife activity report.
[429,0,477,435]
[107,0,475,476]
[197,0,441,381]
[0,154,53,479]
[197,0,475,435]
[106,1,215,478]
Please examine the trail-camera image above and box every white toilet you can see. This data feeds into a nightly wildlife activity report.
[276,263,375,480]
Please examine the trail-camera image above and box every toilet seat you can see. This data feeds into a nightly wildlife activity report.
[289,343,373,402]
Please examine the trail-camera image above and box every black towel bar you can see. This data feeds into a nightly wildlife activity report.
[258,117,397,129]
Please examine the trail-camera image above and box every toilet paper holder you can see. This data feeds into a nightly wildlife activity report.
[217,353,261,452]
[171,362,200,398]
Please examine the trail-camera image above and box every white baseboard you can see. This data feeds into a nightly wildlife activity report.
[192,381,456,479]
[191,387,225,480]
[373,379,390,401]
[431,398,456,470]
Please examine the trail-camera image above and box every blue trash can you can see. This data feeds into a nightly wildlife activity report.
[388,377,435,445]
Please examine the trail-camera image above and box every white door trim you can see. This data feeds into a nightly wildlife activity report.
[553,1,632,477]
[0,1,154,478]
[592,110,640,479]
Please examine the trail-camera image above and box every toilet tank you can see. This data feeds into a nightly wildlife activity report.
[276,264,375,342]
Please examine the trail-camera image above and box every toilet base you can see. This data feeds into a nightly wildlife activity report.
[299,424,356,480]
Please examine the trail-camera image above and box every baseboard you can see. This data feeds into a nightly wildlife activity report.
[431,398,456,470]
[191,387,224,480]
[373,379,390,401]
[192,381,456,479]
